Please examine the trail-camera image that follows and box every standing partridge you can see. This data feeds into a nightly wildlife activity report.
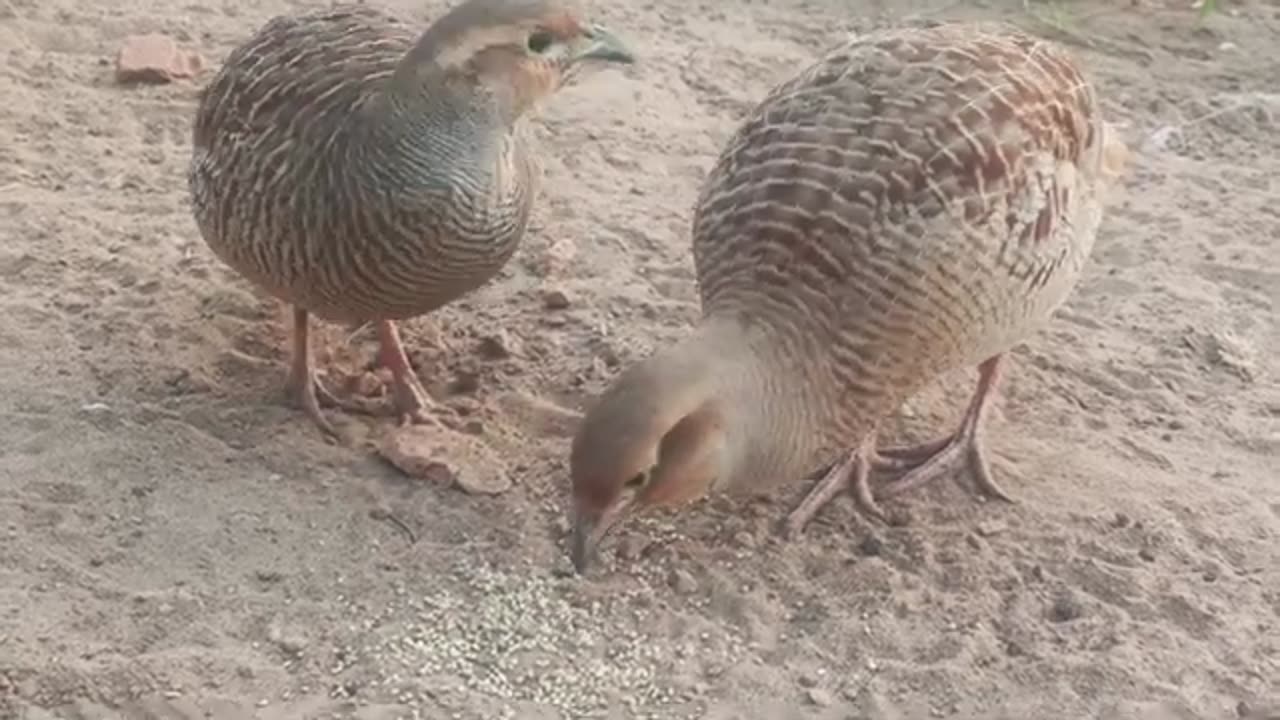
[189,0,633,437]
[568,23,1127,571]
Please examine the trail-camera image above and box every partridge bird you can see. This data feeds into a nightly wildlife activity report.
[569,23,1127,571]
[189,0,633,437]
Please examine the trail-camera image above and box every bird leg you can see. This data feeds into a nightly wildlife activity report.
[781,357,1014,533]
[374,320,438,426]
[873,355,1014,504]
[281,311,436,434]
[783,433,885,537]
[283,306,344,439]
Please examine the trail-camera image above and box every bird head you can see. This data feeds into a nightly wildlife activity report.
[568,356,731,574]
[398,0,634,117]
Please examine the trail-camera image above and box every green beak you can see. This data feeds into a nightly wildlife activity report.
[569,494,635,574]
[573,25,635,65]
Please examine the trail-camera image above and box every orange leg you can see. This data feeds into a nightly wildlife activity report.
[374,320,436,426]
[282,310,437,434]
[874,355,1014,504]
[783,356,1015,535]
[283,306,343,438]
[784,434,884,536]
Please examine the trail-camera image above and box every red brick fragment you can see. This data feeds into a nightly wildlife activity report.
[115,34,203,84]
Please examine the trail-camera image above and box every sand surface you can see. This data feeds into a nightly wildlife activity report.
[1,0,1278,718]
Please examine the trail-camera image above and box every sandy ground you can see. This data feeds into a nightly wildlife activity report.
[1,0,1277,718]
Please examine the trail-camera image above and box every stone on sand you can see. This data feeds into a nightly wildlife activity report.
[115,34,202,84]
[378,422,511,495]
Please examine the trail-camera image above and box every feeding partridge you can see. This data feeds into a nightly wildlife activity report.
[568,23,1126,571]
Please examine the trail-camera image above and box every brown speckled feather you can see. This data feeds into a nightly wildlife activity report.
[189,4,537,324]
[188,0,632,437]
[689,23,1117,488]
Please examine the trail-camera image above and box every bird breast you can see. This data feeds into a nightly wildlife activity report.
[189,6,537,324]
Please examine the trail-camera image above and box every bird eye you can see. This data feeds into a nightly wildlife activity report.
[527,31,555,54]
[624,471,648,489]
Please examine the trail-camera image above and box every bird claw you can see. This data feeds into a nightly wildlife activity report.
[388,375,441,428]
[284,371,343,441]
[783,424,1015,537]
[873,428,1014,504]
[783,439,883,538]
[868,356,1014,506]
[395,408,439,428]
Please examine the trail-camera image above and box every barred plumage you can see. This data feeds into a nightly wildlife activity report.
[569,23,1127,571]
[189,0,633,436]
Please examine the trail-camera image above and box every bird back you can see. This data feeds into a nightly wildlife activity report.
[690,24,1112,433]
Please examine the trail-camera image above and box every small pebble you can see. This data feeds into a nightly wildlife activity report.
[1143,125,1183,153]
[552,516,571,536]
[668,569,698,595]
[1138,548,1156,562]
[477,331,516,359]
[806,688,833,707]
[885,508,913,527]
[450,369,482,394]
[278,634,308,656]
[254,569,283,583]
[542,288,572,309]
[975,519,1007,537]
[857,534,884,557]
[615,534,649,562]
[1049,592,1084,623]
[446,396,481,416]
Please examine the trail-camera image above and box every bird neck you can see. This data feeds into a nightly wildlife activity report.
[648,317,822,494]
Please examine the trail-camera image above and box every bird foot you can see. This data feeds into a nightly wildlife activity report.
[782,426,1014,537]
[871,355,1013,505]
[387,374,441,428]
[286,369,412,438]
[284,371,344,440]
[783,438,885,538]
[873,426,1013,504]
[783,356,1013,531]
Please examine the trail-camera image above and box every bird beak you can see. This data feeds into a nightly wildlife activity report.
[569,496,634,574]
[572,25,635,65]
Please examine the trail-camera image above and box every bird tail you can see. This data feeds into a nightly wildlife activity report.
[1099,120,1130,182]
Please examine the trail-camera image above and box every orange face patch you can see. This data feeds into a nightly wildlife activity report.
[540,10,583,41]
